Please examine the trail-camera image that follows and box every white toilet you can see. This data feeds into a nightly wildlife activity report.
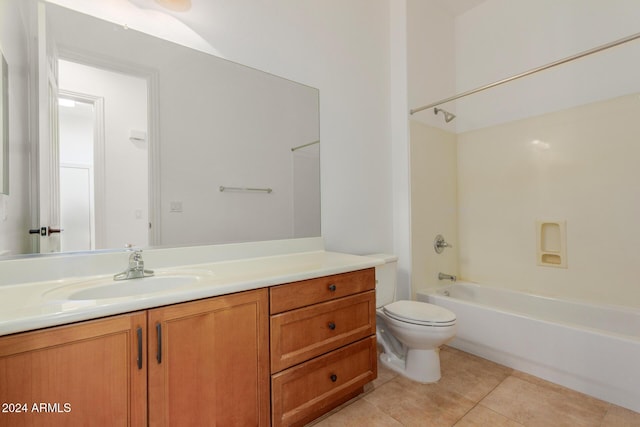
[370,254,456,383]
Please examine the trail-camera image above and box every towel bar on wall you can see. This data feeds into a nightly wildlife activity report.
[219,186,273,194]
[291,140,320,152]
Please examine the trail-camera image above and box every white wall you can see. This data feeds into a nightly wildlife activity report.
[0,0,32,256]
[59,102,93,165]
[407,0,457,130]
[59,60,149,250]
[456,0,640,91]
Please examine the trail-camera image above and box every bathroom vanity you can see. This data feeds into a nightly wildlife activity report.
[270,269,377,426]
[0,239,381,426]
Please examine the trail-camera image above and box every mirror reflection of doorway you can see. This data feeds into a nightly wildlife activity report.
[58,60,150,251]
[59,98,95,251]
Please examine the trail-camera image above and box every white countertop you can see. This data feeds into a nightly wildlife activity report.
[0,250,383,336]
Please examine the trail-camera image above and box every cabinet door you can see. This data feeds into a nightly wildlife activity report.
[148,289,270,426]
[0,312,147,427]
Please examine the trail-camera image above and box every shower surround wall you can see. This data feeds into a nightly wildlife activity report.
[457,94,640,308]
[409,0,640,309]
[409,120,457,295]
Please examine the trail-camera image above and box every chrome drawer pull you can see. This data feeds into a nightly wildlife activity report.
[330,374,338,382]
[156,323,162,364]
[328,284,337,292]
[136,327,143,370]
[328,322,336,330]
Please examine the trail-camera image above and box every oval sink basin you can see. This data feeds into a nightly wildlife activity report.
[43,270,214,301]
[68,275,197,300]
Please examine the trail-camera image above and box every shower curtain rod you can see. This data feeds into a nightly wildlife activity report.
[409,30,640,115]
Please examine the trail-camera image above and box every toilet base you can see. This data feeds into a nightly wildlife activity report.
[379,347,442,383]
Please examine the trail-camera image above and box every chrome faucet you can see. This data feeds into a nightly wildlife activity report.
[438,272,457,282]
[114,250,154,281]
[433,234,453,254]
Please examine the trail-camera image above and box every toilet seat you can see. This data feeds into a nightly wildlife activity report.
[383,300,456,327]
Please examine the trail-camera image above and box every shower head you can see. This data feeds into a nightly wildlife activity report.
[434,107,456,123]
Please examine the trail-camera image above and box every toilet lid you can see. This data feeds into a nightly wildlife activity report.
[383,300,456,326]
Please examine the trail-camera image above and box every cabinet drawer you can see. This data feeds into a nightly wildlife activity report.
[270,268,375,314]
[270,291,375,372]
[271,336,377,427]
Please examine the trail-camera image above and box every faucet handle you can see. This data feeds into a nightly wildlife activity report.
[129,249,143,262]
[434,234,453,254]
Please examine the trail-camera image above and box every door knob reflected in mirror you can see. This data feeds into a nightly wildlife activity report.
[28,226,64,236]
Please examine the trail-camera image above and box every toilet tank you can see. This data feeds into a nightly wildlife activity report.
[366,254,398,308]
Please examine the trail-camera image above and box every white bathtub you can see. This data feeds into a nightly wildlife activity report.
[416,282,640,413]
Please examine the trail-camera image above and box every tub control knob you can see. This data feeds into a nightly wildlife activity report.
[434,234,453,254]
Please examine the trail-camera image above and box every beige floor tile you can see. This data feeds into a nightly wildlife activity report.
[439,347,513,402]
[601,405,640,427]
[480,376,608,427]
[312,398,403,427]
[453,404,524,427]
[510,370,592,399]
[363,375,476,427]
[372,357,399,389]
[311,347,640,427]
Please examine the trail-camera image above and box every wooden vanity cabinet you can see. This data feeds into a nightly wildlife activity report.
[0,268,376,427]
[0,312,147,427]
[269,268,377,426]
[0,288,269,427]
[147,288,270,426]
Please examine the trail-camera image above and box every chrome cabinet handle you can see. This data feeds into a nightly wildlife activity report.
[136,327,143,370]
[156,323,162,364]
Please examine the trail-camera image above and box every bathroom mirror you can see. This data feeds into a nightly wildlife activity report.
[0,50,7,196]
[1,1,320,257]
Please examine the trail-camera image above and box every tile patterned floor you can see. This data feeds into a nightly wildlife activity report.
[309,346,640,427]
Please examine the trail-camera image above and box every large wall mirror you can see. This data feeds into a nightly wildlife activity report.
[1,0,320,258]
[0,49,7,196]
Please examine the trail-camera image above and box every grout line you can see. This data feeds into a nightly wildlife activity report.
[451,373,513,427]
[598,404,612,427]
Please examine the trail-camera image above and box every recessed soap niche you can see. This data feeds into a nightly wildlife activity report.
[536,220,567,268]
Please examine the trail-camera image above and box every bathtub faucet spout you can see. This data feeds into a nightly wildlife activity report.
[438,272,457,282]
